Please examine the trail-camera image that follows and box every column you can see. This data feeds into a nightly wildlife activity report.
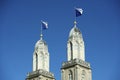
[76,65,79,80]
[61,69,64,80]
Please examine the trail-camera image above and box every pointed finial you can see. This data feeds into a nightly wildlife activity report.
[74,20,77,27]
[40,34,43,40]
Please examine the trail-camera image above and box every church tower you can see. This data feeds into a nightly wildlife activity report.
[26,34,55,80]
[61,21,92,80]
[33,34,49,72]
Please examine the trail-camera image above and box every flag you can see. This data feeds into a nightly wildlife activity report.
[41,21,48,29]
[75,8,83,17]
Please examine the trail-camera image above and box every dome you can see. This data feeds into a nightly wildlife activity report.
[69,27,81,37]
[69,21,82,37]
[69,26,83,40]
[35,33,47,47]
[69,21,83,40]
[35,39,47,48]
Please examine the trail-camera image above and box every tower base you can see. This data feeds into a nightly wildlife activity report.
[61,59,92,80]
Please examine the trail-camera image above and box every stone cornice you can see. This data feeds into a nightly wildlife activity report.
[26,69,54,79]
[61,59,90,69]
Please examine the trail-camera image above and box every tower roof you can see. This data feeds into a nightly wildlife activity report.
[35,34,47,48]
[35,39,47,46]
[69,21,82,39]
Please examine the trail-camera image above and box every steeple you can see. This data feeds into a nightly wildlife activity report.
[61,20,92,80]
[26,25,55,80]
[67,21,85,61]
[33,34,49,71]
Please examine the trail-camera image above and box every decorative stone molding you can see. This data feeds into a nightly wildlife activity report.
[62,59,90,69]
[27,69,54,79]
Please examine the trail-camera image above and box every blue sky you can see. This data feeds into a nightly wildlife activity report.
[0,0,120,80]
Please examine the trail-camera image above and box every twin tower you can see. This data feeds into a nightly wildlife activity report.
[26,21,92,80]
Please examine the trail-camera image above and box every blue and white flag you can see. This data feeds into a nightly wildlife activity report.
[75,8,83,17]
[41,21,48,29]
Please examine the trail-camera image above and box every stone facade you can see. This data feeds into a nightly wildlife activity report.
[61,59,92,80]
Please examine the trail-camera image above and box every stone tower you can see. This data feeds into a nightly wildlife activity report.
[61,21,92,80]
[26,34,55,80]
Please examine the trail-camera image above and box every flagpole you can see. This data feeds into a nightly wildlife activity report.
[74,7,76,22]
[74,7,77,27]
[40,20,43,40]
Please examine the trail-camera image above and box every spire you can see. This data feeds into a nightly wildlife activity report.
[67,21,85,61]
[33,32,49,71]
[33,21,49,71]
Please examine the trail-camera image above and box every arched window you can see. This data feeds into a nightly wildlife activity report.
[70,42,73,60]
[69,70,73,80]
[40,52,44,69]
[35,53,38,70]
[74,41,79,56]
[44,53,48,70]
[81,70,86,80]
